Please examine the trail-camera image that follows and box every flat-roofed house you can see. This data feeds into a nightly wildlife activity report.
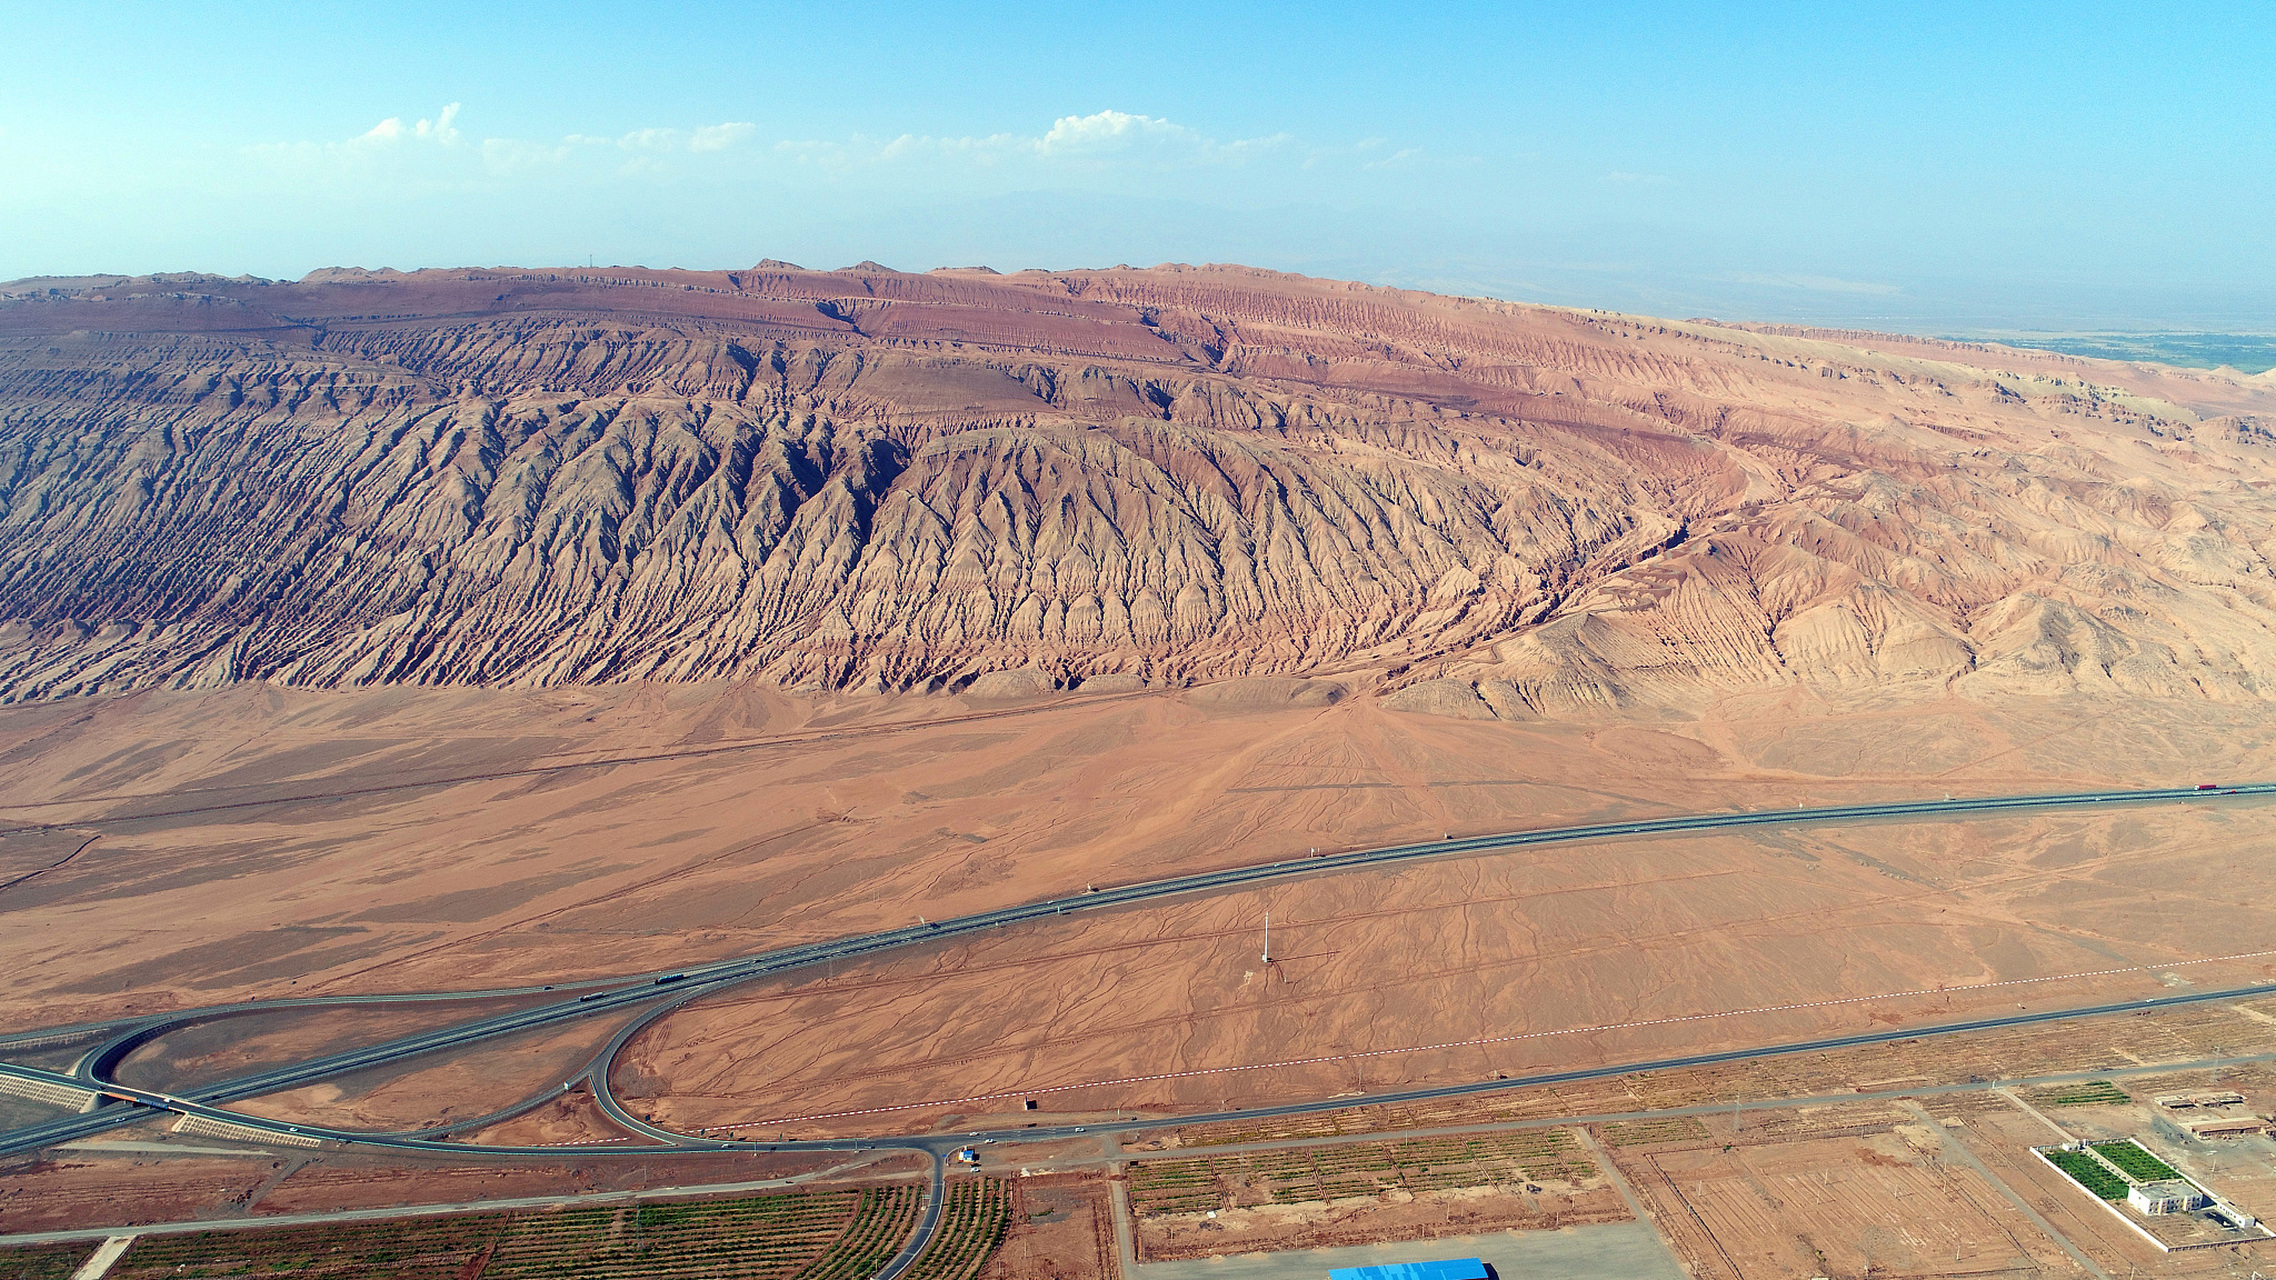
[2184,1115,2269,1139]
[2130,1179,2212,1214]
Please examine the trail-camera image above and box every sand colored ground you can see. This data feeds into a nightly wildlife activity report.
[1108,1019,2276,1278]
[980,1175,1117,1280]
[111,993,567,1094]
[0,1152,276,1232]
[458,1087,641,1148]
[4,682,2271,1033]
[1130,997,2276,1155]
[4,680,2275,1147]
[1134,1182,1629,1264]
[616,792,2276,1135]
[221,1017,625,1133]
[1608,1102,2084,1279]
[1128,1065,2276,1279]
[1911,1091,2219,1275]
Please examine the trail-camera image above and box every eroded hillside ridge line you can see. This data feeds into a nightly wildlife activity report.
[5,263,2274,707]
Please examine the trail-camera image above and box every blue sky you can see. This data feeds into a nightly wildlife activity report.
[3,1,2269,329]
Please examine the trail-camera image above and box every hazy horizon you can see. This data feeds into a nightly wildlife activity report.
[6,1,2269,334]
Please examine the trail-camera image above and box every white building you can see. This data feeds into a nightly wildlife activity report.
[2129,1179,2211,1215]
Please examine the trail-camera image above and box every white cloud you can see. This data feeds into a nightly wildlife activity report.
[771,110,1285,178]
[555,123,760,154]
[1036,110,1188,154]
[480,136,572,174]
[689,122,757,152]
[273,107,1274,178]
[253,106,1317,200]
[245,103,470,174]
[1037,110,1288,166]
[362,103,461,146]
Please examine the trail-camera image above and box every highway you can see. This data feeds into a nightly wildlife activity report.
[6,780,2268,1158]
[11,975,2276,1271]
[16,973,2276,1159]
[873,1153,947,1280]
[1,781,2269,1270]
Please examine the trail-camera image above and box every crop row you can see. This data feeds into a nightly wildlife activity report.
[1600,1117,1710,1147]
[0,1242,102,1280]
[1130,1190,1225,1214]
[1126,1160,1216,1188]
[1391,1134,1567,1161]
[102,1186,903,1280]
[789,1185,925,1280]
[482,1191,864,1279]
[1160,1094,1576,1151]
[2043,1148,2129,1201]
[898,1179,1010,1280]
[1126,1128,1597,1217]
[2034,1081,2131,1107]
[114,1213,508,1279]
[2090,1140,2182,1183]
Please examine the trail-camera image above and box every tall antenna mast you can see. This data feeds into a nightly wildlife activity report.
[1262,909,1271,965]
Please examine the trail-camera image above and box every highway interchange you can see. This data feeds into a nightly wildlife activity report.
[3,780,2273,1275]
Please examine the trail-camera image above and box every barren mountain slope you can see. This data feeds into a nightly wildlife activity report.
[4,262,2275,712]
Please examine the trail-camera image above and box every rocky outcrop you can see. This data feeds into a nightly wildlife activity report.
[1380,678,1497,719]
[4,262,2276,713]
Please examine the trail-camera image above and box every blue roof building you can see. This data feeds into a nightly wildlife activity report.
[1328,1260,1490,1280]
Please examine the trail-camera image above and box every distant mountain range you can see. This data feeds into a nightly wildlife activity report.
[5,262,2276,715]
[1950,331,2276,376]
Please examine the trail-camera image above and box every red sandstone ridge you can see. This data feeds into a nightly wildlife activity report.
[3,261,2276,712]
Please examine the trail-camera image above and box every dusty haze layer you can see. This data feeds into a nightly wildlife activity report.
[6,262,2276,711]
